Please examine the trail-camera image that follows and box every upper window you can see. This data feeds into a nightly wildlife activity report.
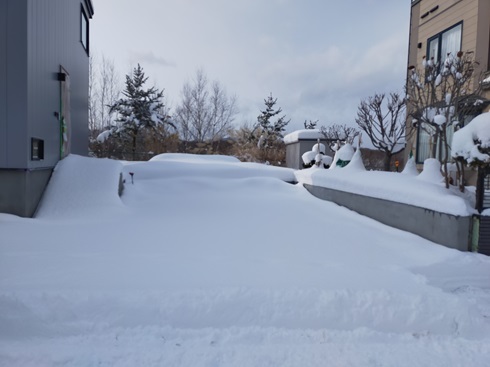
[81,6,89,54]
[427,23,462,65]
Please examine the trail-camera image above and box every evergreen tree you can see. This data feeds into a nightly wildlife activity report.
[108,64,170,160]
[256,94,289,147]
[252,93,290,163]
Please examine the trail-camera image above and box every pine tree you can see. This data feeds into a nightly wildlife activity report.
[256,93,289,145]
[250,93,289,164]
[108,64,169,160]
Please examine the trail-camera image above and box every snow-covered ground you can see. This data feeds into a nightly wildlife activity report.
[1,154,490,366]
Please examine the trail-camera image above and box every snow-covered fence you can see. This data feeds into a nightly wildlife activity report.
[303,184,472,251]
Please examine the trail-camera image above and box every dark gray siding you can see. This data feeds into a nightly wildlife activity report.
[26,0,89,170]
[0,1,6,167]
[5,0,29,168]
[286,140,331,170]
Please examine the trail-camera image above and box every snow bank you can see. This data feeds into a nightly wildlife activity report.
[296,164,473,216]
[35,155,124,219]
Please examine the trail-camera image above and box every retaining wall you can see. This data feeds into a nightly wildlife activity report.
[304,184,472,251]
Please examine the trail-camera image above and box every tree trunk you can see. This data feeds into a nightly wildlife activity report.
[383,152,392,172]
[132,133,137,161]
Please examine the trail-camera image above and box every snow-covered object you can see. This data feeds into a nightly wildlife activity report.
[322,155,333,167]
[150,153,240,163]
[433,114,447,126]
[331,143,355,168]
[302,150,316,165]
[343,148,365,171]
[96,129,112,143]
[312,142,326,154]
[401,157,419,176]
[283,129,322,144]
[416,158,444,183]
[451,112,490,165]
[315,153,323,165]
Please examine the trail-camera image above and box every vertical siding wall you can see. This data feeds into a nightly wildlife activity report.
[0,1,6,167]
[4,0,29,168]
[26,0,89,170]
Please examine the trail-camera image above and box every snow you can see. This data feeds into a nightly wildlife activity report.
[96,129,111,143]
[283,129,323,144]
[311,142,325,154]
[401,156,419,176]
[296,158,473,216]
[1,154,490,366]
[417,158,444,183]
[433,114,447,126]
[452,112,490,164]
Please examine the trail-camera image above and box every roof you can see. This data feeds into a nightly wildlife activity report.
[283,129,324,144]
[84,0,94,18]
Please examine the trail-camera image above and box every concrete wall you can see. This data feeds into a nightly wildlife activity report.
[304,184,472,251]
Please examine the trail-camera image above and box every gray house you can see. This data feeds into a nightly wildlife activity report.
[0,0,94,217]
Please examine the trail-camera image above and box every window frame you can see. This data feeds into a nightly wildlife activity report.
[80,5,89,55]
[426,21,463,66]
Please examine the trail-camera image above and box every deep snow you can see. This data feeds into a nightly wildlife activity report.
[1,154,490,366]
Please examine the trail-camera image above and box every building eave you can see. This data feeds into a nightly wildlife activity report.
[84,0,94,18]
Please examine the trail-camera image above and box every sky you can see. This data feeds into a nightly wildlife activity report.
[91,0,411,132]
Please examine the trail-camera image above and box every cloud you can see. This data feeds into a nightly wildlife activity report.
[129,51,175,68]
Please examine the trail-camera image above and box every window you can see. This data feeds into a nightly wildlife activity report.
[416,23,463,163]
[31,138,44,160]
[81,6,89,54]
[427,23,462,65]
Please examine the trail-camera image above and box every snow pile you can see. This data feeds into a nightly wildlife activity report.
[283,129,323,144]
[342,146,365,171]
[35,155,124,218]
[417,158,444,183]
[452,112,490,165]
[331,143,354,168]
[1,154,490,365]
[402,156,419,176]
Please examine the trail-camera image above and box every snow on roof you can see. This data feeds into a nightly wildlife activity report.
[451,112,490,164]
[283,129,323,144]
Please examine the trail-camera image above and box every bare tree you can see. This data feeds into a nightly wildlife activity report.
[88,54,120,134]
[175,69,237,150]
[320,123,359,152]
[406,50,485,187]
[355,92,407,171]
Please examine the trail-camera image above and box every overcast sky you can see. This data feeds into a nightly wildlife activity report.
[91,0,411,132]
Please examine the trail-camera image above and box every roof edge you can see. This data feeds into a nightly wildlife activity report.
[84,0,94,18]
